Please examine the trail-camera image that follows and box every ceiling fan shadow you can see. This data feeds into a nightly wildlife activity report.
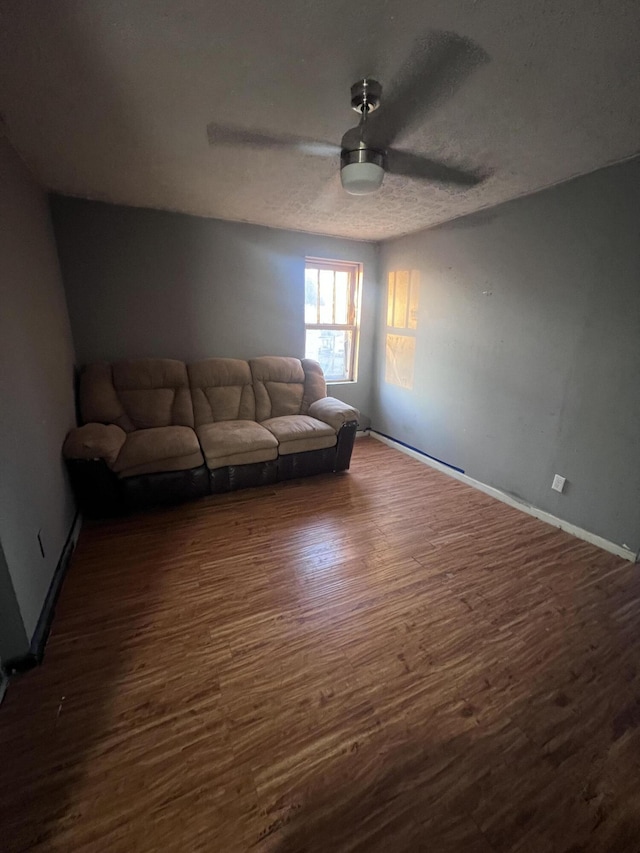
[386,149,491,187]
[365,30,490,151]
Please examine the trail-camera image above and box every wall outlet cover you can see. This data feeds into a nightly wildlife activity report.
[552,474,566,493]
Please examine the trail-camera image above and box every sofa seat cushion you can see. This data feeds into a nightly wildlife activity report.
[261,415,337,456]
[197,420,278,470]
[112,426,204,478]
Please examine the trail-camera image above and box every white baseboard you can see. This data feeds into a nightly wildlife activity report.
[369,430,637,563]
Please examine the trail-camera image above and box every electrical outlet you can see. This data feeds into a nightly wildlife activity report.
[37,530,45,558]
[551,474,566,493]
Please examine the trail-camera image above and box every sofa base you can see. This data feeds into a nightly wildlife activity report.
[335,420,358,471]
[121,465,210,512]
[278,446,338,480]
[66,421,358,516]
[209,459,278,493]
[67,459,123,519]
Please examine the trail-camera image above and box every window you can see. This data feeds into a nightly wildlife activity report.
[305,258,362,382]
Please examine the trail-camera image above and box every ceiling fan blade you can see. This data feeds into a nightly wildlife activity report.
[365,30,489,150]
[386,149,485,187]
[206,123,340,157]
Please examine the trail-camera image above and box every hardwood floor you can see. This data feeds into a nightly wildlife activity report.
[2,438,640,852]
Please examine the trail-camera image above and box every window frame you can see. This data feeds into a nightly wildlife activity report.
[304,257,362,383]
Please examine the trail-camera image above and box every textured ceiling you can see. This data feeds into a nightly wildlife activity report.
[1,1,639,241]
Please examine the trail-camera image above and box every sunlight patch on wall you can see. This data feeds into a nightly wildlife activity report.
[385,334,416,389]
[385,270,419,389]
[387,270,419,330]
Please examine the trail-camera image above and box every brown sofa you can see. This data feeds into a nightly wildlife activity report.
[63,356,359,516]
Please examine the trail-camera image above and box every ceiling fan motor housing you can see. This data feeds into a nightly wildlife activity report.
[341,78,386,194]
[340,147,385,195]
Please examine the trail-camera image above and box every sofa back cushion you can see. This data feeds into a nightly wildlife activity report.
[188,358,256,425]
[80,362,134,431]
[301,358,328,411]
[250,356,326,421]
[250,357,305,422]
[80,359,194,430]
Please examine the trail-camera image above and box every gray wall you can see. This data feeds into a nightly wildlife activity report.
[51,198,378,422]
[0,543,28,664]
[0,138,77,650]
[375,157,640,553]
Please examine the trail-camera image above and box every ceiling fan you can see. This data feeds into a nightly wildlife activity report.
[207,30,489,196]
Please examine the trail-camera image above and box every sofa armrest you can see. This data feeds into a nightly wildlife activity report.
[309,397,359,432]
[63,423,127,468]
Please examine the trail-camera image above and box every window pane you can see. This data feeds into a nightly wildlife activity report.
[305,328,353,381]
[334,271,348,324]
[319,269,334,324]
[305,268,319,324]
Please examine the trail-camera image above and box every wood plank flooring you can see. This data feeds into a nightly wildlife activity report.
[2,438,640,852]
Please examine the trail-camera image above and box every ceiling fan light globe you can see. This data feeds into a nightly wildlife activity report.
[340,162,385,195]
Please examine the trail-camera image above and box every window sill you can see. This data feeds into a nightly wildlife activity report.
[327,379,358,386]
